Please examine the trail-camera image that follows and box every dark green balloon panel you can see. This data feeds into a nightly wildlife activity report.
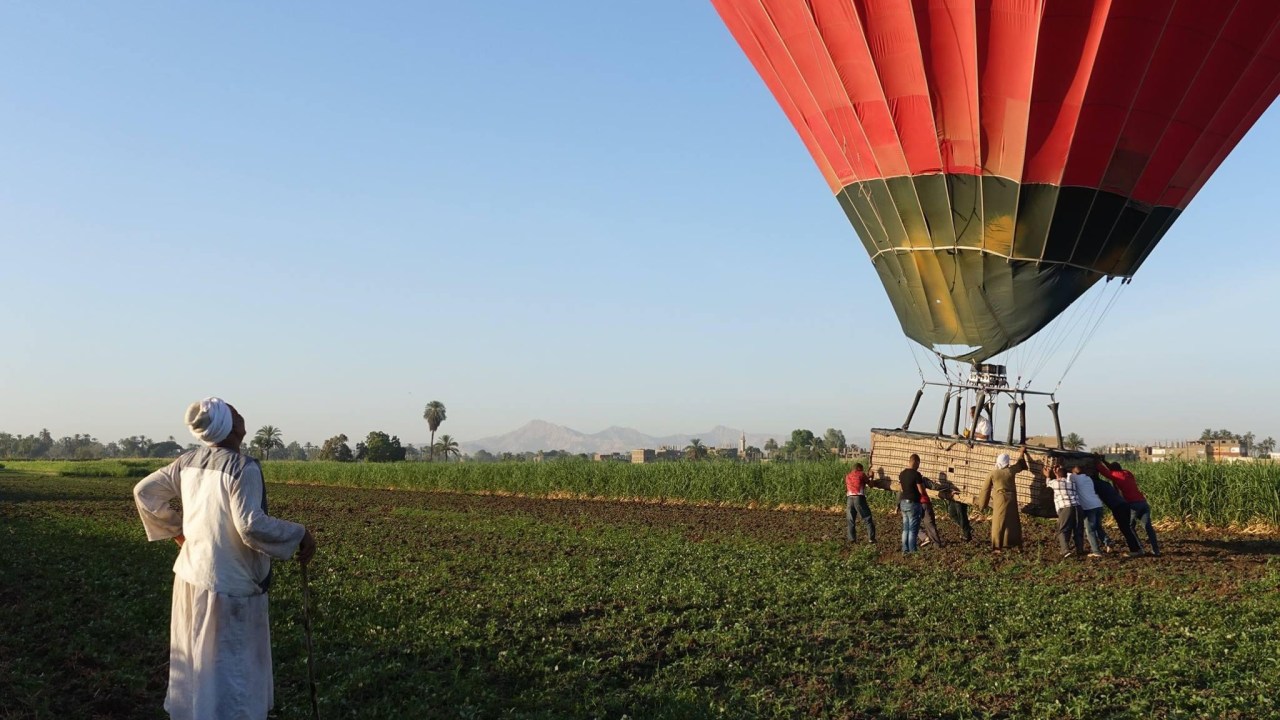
[836,177,1179,362]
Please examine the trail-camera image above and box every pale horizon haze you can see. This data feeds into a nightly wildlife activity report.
[2,3,1277,450]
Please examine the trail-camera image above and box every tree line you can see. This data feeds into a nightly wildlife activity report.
[0,431,192,460]
[759,428,852,462]
[0,400,458,463]
[0,416,854,466]
[11,411,1270,464]
[1198,429,1277,456]
[0,428,463,463]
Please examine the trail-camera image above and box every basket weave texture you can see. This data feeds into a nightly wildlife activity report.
[869,429,1095,518]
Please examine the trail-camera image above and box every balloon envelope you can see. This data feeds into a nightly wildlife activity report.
[712,0,1280,362]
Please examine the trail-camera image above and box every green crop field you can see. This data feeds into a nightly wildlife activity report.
[4,468,1280,719]
[6,457,1280,528]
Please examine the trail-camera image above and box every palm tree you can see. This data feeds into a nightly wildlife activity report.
[434,434,460,462]
[252,425,284,460]
[1257,436,1277,456]
[1063,432,1087,451]
[423,401,447,460]
[684,438,708,461]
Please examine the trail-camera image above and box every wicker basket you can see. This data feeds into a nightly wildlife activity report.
[869,429,1097,518]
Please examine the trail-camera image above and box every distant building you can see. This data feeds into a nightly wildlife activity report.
[1140,440,1249,463]
[1095,443,1142,461]
[1202,439,1248,462]
[593,452,627,462]
[632,445,746,462]
[1092,439,1265,463]
[1143,443,1206,463]
[656,447,682,462]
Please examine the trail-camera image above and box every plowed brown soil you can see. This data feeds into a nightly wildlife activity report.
[288,485,1280,598]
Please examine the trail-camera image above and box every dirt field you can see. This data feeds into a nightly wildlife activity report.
[7,474,1280,719]
[293,486,1280,597]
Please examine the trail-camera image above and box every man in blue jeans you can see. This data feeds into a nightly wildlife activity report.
[1091,471,1143,556]
[898,454,927,553]
[844,462,876,543]
[1097,460,1160,556]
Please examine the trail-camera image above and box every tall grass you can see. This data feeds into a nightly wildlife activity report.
[261,459,892,510]
[261,458,1280,527]
[1134,460,1280,528]
[7,456,1279,528]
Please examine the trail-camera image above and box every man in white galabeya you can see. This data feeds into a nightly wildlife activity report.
[134,397,317,720]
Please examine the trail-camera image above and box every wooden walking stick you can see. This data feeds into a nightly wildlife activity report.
[301,563,320,720]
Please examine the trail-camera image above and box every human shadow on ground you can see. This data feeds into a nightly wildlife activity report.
[1183,538,1280,557]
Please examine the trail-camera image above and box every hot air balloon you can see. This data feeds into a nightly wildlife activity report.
[711,0,1280,516]
[712,0,1280,363]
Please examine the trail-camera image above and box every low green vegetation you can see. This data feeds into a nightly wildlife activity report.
[3,458,168,478]
[4,471,1280,719]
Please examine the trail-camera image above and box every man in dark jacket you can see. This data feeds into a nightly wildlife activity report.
[1097,460,1160,556]
[1090,471,1143,556]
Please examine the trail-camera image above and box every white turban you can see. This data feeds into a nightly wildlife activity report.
[995,453,1011,469]
[185,397,233,446]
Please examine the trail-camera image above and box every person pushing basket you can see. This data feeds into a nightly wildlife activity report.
[975,447,1029,552]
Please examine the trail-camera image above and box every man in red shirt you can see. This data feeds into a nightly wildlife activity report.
[844,462,876,544]
[1097,460,1160,556]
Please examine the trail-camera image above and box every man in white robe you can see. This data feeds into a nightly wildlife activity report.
[134,397,317,720]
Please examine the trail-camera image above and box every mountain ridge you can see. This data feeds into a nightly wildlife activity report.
[457,420,783,455]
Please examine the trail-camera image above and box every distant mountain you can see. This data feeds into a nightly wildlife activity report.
[457,420,783,455]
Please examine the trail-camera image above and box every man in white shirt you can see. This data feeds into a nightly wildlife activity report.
[134,397,317,720]
[1042,462,1084,558]
[967,406,992,441]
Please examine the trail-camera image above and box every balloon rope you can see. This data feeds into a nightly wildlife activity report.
[1054,280,1127,392]
[1026,292,1096,385]
[1025,277,1111,386]
[1039,278,1121,385]
[1020,285,1090,384]
[903,336,927,383]
[932,350,950,382]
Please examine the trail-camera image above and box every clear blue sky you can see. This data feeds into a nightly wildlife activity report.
[2,2,1277,448]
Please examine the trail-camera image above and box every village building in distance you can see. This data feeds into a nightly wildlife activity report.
[1094,439,1275,463]
[598,432,1274,465]
[610,432,866,464]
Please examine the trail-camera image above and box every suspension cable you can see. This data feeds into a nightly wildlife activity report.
[1024,277,1114,386]
[1024,288,1098,382]
[902,336,928,384]
[1054,279,1128,392]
